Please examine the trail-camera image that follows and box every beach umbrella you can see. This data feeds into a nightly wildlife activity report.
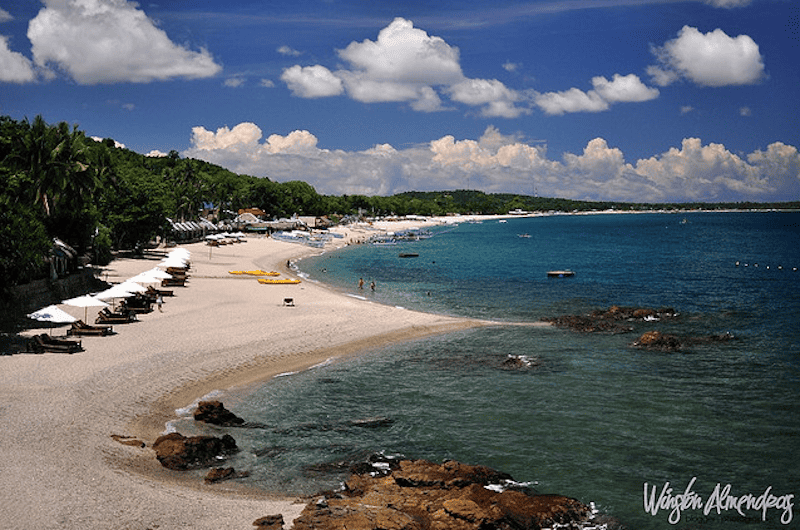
[119,281,147,293]
[148,268,172,279]
[28,304,77,323]
[62,295,108,322]
[94,284,137,301]
[28,304,77,335]
[169,248,191,258]
[127,271,158,285]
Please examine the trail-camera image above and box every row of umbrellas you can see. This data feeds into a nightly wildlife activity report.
[27,248,191,325]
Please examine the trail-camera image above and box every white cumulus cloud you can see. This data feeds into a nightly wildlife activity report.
[281,18,531,117]
[191,122,263,151]
[183,121,800,203]
[648,26,765,87]
[27,0,221,84]
[277,45,302,56]
[281,64,344,98]
[0,35,36,83]
[447,78,532,118]
[534,74,658,115]
[337,17,463,88]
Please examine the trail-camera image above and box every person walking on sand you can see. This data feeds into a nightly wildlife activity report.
[358,277,364,289]
[157,294,163,312]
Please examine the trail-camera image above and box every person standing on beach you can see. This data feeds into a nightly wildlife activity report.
[156,294,163,312]
[370,281,376,292]
[358,277,364,289]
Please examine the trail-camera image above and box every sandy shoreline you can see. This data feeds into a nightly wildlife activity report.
[0,220,486,529]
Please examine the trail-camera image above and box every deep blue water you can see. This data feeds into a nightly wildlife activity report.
[177,212,800,529]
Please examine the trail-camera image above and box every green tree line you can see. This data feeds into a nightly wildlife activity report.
[2,115,798,292]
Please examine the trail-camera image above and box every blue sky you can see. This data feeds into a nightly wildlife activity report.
[1,0,798,202]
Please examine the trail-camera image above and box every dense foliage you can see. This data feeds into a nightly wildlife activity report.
[1,115,798,292]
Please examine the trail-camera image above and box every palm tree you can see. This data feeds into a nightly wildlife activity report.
[10,116,99,218]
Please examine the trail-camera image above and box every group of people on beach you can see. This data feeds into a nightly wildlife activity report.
[358,277,375,291]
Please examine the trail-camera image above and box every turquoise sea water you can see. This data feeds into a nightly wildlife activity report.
[181,212,800,529]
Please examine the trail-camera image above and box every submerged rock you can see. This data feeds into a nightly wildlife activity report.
[289,458,615,530]
[152,432,238,470]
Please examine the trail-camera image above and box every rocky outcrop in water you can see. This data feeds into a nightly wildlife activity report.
[152,432,238,470]
[286,458,618,530]
[193,400,246,426]
[541,305,677,334]
[632,330,735,352]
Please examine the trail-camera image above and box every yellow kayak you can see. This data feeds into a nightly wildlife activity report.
[231,270,280,276]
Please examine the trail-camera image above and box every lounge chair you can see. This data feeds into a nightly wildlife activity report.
[146,286,174,297]
[26,334,82,354]
[120,295,153,314]
[96,307,137,324]
[161,277,186,287]
[67,320,113,336]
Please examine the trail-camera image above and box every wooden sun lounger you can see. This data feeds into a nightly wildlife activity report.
[26,334,83,354]
[120,294,153,313]
[146,286,174,297]
[162,278,186,287]
[96,308,137,324]
[67,320,113,336]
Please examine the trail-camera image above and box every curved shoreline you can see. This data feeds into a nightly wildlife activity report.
[1,222,487,529]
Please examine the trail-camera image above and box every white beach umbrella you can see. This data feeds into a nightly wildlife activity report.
[148,268,172,279]
[119,281,146,293]
[94,284,137,301]
[168,248,191,260]
[129,269,172,287]
[28,304,77,323]
[28,304,77,335]
[160,257,188,269]
[128,272,158,285]
[62,295,108,322]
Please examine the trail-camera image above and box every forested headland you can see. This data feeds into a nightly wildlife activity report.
[2,115,797,292]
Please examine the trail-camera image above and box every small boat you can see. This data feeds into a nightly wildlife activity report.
[399,253,419,258]
[547,270,575,278]
[518,233,531,238]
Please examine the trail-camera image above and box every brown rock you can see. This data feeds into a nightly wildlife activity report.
[632,330,683,351]
[253,514,284,529]
[204,466,250,483]
[291,459,603,530]
[152,432,238,470]
[194,400,246,426]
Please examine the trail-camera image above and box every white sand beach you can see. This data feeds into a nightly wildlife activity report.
[0,222,483,529]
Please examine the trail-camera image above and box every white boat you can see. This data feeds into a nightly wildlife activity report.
[547,270,575,278]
